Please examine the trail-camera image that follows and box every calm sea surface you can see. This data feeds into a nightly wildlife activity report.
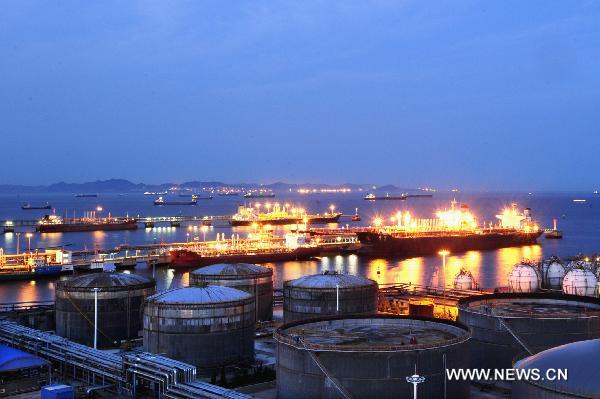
[1,191,599,304]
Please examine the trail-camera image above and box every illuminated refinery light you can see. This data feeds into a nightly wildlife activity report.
[373,217,383,227]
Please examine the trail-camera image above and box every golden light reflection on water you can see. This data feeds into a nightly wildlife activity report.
[496,245,542,286]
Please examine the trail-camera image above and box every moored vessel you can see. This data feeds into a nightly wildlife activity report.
[0,249,73,281]
[170,232,320,267]
[315,201,542,258]
[243,190,275,198]
[37,214,138,233]
[230,203,341,226]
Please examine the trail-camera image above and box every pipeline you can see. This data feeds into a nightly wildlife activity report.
[0,320,252,399]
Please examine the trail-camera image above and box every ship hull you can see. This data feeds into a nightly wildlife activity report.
[230,214,341,227]
[170,246,320,268]
[37,221,138,233]
[0,266,66,281]
[356,230,542,258]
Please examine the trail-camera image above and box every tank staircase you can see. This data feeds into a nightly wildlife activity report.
[298,337,354,399]
[492,311,533,355]
[0,320,253,399]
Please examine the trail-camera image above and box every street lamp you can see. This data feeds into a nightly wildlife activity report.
[406,369,426,399]
[438,250,450,290]
[26,233,33,253]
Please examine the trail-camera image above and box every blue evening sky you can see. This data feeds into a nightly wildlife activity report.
[1,1,599,190]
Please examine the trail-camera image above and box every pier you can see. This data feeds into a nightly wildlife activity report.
[1,213,360,232]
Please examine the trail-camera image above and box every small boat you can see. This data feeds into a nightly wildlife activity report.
[75,194,97,198]
[22,202,52,210]
[573,199,587,203]
[144,191,167,195]
[154,196,198,206]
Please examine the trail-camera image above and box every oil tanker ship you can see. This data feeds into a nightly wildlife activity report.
[230,203,342,226]
[37,214,138,233]
[170,232,320,267]
[313,202,542,258]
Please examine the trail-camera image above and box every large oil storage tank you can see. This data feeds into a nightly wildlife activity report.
[143,286,255,372]
[563,267,598,297]
[55,273,156,348]
[508,262,541,293]
[283,272,378,323]
[275,315,471,399]
[458,293,600,370]
[513,339,600,399]
[189,263,273,321]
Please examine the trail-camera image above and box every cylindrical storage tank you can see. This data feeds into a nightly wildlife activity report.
[408,299,434,318]
[275,315,471,399]
[563,267,598,297]
[513,339,600,399]
[190,263,273,321]
[541,259,566,289]
[453,268,475,290]
[55,273,156,348]
[283,272,378,323]
[508,263,541,293]
[143,286,255,372]
[458,293,600,370]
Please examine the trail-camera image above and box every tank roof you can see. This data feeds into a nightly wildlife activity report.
[56,273,155,290]
[285,272,376,289]
[516,339,600,397]
[458,293,600,318]
[275,315,469,351]
[147,286,252,305]
[191,263,272,277]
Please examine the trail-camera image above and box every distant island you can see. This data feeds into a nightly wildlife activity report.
[0,178,427,194]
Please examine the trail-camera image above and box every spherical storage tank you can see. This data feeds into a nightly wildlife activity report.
[283,272,378,323]
[508,262,541,293]
[513,339,600,399]
[563,267,598,297]
[190,263,273,321]
[541,258,566,289]
[55,273,156,348]
[458,293,600,370]
[143,286,255,371]
[275,315,471,399]
[454,268,475,290]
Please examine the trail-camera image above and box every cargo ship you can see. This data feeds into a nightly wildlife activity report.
[75,194,97,198]
[21,202,52,210]
[170,232,320,267]
[313,202,542,258]
[154,196,198,206]
[230,204,342,226]
[37,214,138,233]
[0,249,73,281]
[364,193,433,201]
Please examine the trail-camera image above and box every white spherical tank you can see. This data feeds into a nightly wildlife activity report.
[541,260,565,289]
[508,263,541,293]
[563,268,598,297]
[453,268,475,290]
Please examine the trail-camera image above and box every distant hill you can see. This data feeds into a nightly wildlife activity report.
[0,179,421,194]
